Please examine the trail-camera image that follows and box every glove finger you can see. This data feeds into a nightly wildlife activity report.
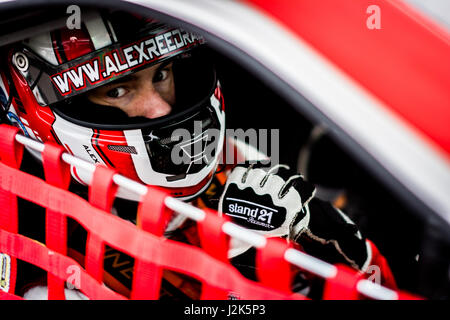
[280,175,316,207]
[234,160,272,171]
[259,164,292,187]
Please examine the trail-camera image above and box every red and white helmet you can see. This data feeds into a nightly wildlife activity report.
[0,9,225,201]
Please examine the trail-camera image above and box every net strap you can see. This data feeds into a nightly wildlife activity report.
[0,228,126,299]
[43,142,71,300]
[198,209,231,299]
[323,264,363,300]
[256,238,294,293]
[0,124,23,295]
[85,165,118,283]
[131,187,172,300]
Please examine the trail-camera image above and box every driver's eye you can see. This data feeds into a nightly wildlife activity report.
[106,87,127,98]
[153,69,169,83]
[153,63,173,83]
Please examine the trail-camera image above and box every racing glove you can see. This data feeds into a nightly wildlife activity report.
[218,162,370,271]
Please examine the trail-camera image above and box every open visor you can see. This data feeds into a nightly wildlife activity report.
[50,47,217,128]
[10,25,205,107]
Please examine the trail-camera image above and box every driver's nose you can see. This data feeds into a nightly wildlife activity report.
[131,83,172,119]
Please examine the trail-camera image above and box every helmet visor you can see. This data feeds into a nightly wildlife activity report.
[11,25,205,107]
[50,47,216,128]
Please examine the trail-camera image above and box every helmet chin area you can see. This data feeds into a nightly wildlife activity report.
[142,106,222,182]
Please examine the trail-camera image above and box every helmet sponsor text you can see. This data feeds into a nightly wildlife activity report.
[50,28,204,96]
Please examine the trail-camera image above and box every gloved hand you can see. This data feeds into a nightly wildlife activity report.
[291,198,370,271]
[218,162,370,272]
[218,162,314,257]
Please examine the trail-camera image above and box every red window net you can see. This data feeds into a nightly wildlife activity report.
[0,124,422,300]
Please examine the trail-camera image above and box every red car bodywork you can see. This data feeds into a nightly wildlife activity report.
[246,0,450,160]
